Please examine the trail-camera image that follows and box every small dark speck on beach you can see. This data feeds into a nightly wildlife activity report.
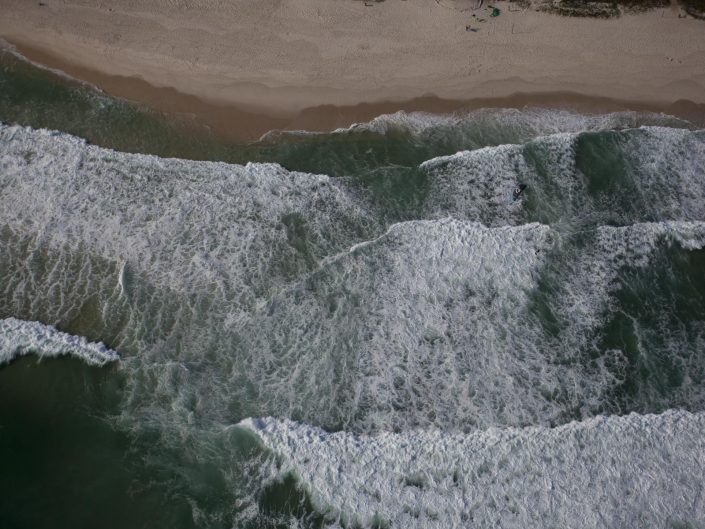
[38,2,46,5]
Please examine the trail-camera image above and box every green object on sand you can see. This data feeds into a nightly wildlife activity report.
[490,6,500,17]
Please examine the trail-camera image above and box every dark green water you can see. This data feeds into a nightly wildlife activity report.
[1,49,705,528]
[0,357,196,529]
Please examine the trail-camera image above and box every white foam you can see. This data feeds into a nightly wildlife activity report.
[257,111,459,141]
[420,141,537,225]
[3,120,705,526]
[0,124,378,310]
[260,108,693,142]
[0,123,381,434]
[241,411,705,529]
[238,219,567,429]
[531,221,705,397]
[234,218,705,432]
[420,130,599,230]
[3,124,705,431]
[358,108,674,136]
[558,220,705,317]
[614,126,705,220]
[420,126,705,226]
[0,317,118,366]
[337,110,463,136]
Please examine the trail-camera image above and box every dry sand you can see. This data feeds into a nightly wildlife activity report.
[1,0,704,139]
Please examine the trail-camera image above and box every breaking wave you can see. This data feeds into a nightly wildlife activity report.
[262,107,694,144]
[0,317,118,366]
[241,410,705,529]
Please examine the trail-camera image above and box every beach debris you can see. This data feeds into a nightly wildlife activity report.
[471,13,487,21]
[488,4,501,16]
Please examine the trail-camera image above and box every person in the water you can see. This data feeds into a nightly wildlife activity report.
[513,183,527,200]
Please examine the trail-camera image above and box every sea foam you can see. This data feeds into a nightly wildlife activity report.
[2,124,705,434]
[421,126,705,227]
[261,108,694,144]
[0,317,118,366]
[241,411,705,529]
[2,118,705,528]
[237,218,705,431]
[0,124,378,306]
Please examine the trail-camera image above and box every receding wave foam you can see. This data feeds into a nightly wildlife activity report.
[261,107,694,144]
[242,411,705,529]
[0,317,118,366]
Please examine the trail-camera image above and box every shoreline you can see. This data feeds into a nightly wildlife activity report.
[1,0,704,142]
[4,39,705,144]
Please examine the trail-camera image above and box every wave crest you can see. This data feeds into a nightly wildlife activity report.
[0,317,118,367]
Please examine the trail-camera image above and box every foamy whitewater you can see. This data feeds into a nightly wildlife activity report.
[0,317,118,366]
[1,108,705,528]
[240,411,705,528]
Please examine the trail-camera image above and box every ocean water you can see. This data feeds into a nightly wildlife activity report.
[1,51,705,529]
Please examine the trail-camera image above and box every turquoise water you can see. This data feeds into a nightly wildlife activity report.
[1,50,705,528]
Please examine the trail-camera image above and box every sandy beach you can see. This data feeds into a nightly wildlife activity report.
[1,0,704,139]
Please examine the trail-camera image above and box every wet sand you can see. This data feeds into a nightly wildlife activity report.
[4,39,704,143]
[1,0,704,141]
